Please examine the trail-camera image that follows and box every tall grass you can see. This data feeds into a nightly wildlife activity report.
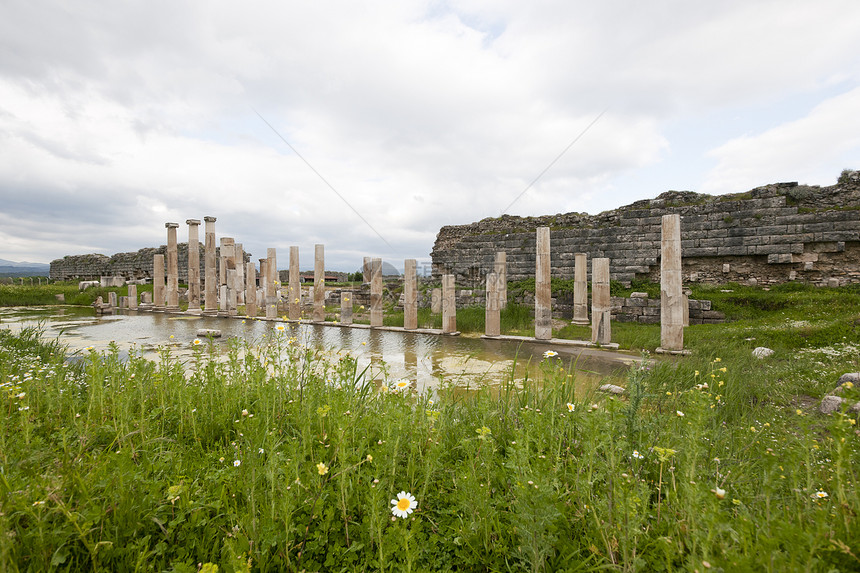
[2,322,858,571]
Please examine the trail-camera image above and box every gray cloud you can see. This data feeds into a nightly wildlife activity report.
[1,0,859,266]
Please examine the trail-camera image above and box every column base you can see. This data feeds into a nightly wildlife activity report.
[570,319,590,325]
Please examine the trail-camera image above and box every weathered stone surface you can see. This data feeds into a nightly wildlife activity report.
[838,372,860,385]
[599,384,625,395]
[431,171,860,286]
[752,347,775,359]
[196,329,222,337]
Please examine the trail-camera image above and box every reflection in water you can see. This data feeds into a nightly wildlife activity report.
[0,306,638,393]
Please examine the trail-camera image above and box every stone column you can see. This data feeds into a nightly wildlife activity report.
[485,272,500,337]
[591,257,611,345]
[219,238,234,288]
[494,252,507,310]
[370,258,383,327]
[108,291,118,308]
[289,246,300,321]
[262,259,276,319]
[245,261,257,317]
[314,244,325,322]
[128,284,138,310]
[431,288,442,314]
[203,216,218,315]
[184,219,201,313]
[165,222,180,311]
[153,254,166,311]
[267,247,279,312]
[226,268,238,316]
[572,252,589,325]
[363,257,371,283]
[234,242,245,306]
[660,214,684,351]
[535,227,552,340]
[404,259,418,330]
[341,290,353,325]
[442,274,457,334]
[219,242,233,315]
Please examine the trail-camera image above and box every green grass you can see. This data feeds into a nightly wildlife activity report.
[3,283,860,570]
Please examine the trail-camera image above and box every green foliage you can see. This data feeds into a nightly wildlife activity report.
[1,327,858,571]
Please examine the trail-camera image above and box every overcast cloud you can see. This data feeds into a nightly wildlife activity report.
[1,0,859,271]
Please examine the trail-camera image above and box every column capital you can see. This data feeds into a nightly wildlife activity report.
[186,219,201,226]
[204,216,217,223]
[165,222,179,229]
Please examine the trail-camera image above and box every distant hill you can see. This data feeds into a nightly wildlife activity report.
[0,259,50,277]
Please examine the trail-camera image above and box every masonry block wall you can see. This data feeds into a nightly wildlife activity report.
[431,170,860,287]
[50,245,247,282]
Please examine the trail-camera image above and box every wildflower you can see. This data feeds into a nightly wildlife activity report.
[191,408,196,413]
[276,324,285,332]
[85,346,94,351]
[242,409,249,417]
[694,370,700,376]
[714,357,721,362]
[543,350,558,359]
[219,457,225,462]
[713,487,726,499]
[814,490,828,499]
[632,450,644,460]
[193,339,202,346]
[169,335,174,339]
[317,462,329,476]
[719,367,727,373]
[394,380,409,391]
[366,455,373,462]
[233,460,241,467]
[844,381,854,389]
[294,298,300,304]
[676,411,685,417]
[750,426,756,433]
[359,305,365,311]
[796,409,803,415]
[566,403,575,412]
[259,448,265,454]
[390,491,417,518]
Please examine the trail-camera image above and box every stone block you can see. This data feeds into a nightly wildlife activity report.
[767,253,792,264]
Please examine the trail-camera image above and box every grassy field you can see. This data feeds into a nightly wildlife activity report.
[1,283,859,571]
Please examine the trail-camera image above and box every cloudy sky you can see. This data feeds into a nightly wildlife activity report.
[1,1,859,271]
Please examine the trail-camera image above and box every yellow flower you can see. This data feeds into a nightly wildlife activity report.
[714,357,721,362]
[317,462,329,476]
[366,455,373,462]
[192,339,202,346]
[719,367,727,373]
[276,324,285,332]
[713,487,726,499]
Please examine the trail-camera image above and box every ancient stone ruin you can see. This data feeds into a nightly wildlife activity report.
[431,170,860,287]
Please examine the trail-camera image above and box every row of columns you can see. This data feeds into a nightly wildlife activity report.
[146,214,684,351]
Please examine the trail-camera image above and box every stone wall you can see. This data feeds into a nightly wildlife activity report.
[611,294,725,325]
[431,170,860,287]
[50,244,245,282]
